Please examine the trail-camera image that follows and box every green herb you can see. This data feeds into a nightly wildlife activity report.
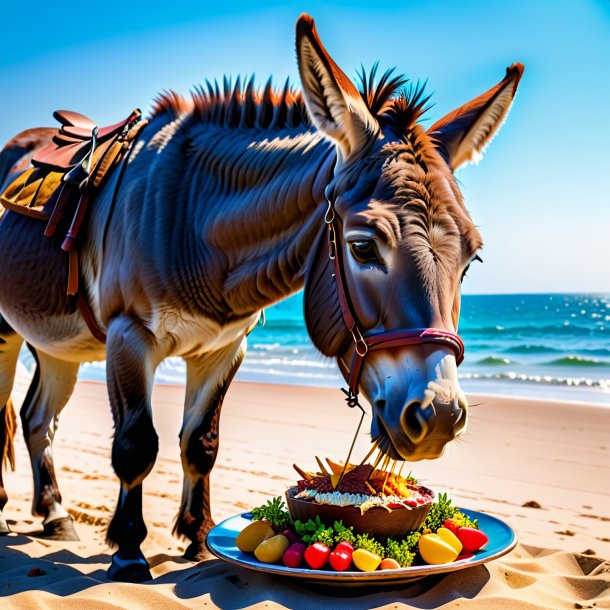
[355,533,385,557]
[385,535,420,567]
[420,492,458,533]
[294,517,334,546]
[451,511,478,529]
[332,520,356,545]
[251,497,292,530]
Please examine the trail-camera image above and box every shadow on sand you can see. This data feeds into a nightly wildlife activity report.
[0,535,490,608]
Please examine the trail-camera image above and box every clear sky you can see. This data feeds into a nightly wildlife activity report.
[1,0,608,294]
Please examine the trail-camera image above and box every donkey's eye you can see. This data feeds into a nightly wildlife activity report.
[349,240,380,264]
[461,254,483,283]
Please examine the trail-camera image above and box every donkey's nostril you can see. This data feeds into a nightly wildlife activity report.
[374,400,386,412]
[402,401,429,445]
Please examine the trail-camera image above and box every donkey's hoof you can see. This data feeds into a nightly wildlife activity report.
[42,516,80,541]
[0,513,10,535]
[108,551,152,583]
[183,541,203,561]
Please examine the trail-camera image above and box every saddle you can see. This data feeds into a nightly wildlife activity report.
[0,109,148,342]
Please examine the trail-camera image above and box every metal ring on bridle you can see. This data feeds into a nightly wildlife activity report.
[324,199,335,224]
[351,328,368,357]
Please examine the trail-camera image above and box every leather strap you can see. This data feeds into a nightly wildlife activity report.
[325,200,465,395]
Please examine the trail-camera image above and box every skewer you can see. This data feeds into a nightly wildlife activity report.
[382,459,397,493]
[397,461,406,479]
[358,439,379,466]
[337,408,366,485]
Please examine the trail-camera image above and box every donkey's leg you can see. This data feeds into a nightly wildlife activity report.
[0,317,23,534]
[20,349,80,540]
[175,337,246,560]
[105,315,159,583]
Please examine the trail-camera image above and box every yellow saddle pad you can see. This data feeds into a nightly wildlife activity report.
[0,167,61,221]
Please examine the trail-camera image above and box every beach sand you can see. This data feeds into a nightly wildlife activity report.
[0,368,609,609]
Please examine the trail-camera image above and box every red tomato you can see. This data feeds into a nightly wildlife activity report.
[455,527,489,553]
[444,518,459,534]
[282,542,305,568]
[328,549,351,571]
[304,542,330,569]
[334,541,354,554]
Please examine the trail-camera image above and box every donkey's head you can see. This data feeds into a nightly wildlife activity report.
[298,15,523,460]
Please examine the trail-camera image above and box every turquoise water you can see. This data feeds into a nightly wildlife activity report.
[19,293,610,404]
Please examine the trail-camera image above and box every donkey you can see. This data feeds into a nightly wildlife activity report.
[0,14,523,581]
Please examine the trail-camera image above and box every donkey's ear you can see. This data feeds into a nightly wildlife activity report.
[296,14,378,161]
[428,63,524,171]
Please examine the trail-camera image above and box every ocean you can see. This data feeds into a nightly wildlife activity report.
[16,293,610,405]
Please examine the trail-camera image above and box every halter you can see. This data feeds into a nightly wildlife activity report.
[324,198,465,403]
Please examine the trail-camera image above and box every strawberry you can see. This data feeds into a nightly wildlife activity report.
[304,542,330,569]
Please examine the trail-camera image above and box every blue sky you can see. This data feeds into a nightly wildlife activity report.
[1,0,608,294]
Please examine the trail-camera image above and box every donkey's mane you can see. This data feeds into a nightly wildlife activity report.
[150,65,430,134]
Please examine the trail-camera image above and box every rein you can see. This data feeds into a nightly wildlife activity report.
[324,198,465,406]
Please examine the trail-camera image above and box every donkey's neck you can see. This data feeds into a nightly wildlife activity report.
[186,122,335,315]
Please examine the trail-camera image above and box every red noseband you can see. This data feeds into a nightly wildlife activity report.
[325,200,465,396]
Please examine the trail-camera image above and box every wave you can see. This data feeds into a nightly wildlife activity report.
[476,356,514,365]
[544,356,610,368]
[459,372,610,390]
[503,344,561,354]
[462,324,604,337]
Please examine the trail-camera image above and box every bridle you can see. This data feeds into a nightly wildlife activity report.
[324,197,465,406]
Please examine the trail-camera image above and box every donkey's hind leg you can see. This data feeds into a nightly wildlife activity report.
[20,349,80,540]
[175,337,246,560]
[0,316,23,534]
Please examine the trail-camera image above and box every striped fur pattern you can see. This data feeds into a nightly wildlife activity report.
[0,14,522,579]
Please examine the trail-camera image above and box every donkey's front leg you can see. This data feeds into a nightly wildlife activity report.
[175,337,246,560]
[105,315,159,583]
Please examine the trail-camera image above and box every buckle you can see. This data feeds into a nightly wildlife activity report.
[328,224,337,260]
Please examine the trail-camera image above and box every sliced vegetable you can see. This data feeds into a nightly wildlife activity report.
[304,542,331,569]
[352,548,382,572]
[254,534,290,563]
[236,520,275,553]
[283,542,306,568]
[455,527,489,553]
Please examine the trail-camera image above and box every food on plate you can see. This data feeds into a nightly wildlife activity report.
[287,457,435,537]
[254,533,290,563]
[236,520,274,552]
[352,548,382,572]
[237,457,487,573]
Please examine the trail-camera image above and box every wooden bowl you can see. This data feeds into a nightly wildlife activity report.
[285,486,433,537]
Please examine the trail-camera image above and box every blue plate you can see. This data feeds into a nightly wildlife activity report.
[205,509,517,586]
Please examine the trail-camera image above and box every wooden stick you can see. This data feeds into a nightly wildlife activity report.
[358,439,379,466]
[338,408,366,485]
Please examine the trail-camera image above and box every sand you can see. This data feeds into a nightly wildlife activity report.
[0,368,609,609]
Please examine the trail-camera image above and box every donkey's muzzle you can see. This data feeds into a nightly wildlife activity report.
[374,395,466,461]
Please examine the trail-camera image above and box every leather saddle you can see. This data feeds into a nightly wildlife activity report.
[0,109,147,342]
